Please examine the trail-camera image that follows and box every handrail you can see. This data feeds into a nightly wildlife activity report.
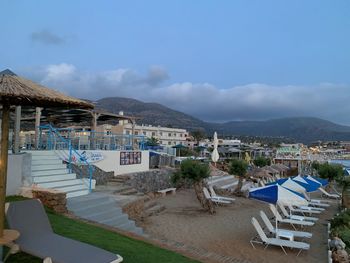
[39,124,94,193]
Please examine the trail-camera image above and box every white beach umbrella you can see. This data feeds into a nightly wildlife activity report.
[280,178,307,194]
[211,132,219,164]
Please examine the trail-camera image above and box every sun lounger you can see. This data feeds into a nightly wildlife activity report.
[287,204,321,215]
[6,199,123,263]
[297,205,324,211]
[203,187,231,205]
[269,204,314,229]
[259,211,312,239]
[277,203,318,222]
[208,186,235,202]
[250,217,310,256]
[319,187,341,199]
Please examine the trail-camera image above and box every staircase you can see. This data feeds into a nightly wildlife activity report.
[28,151,89,198]
[67,193,144,236]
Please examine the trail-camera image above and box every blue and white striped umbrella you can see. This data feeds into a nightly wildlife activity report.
[293,175,320,192]
[249,184,308,206]
[307,175,328,187]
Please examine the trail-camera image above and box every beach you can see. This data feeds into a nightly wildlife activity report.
[142,189,338,263]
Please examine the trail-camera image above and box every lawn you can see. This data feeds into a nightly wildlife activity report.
[5,196,198,263]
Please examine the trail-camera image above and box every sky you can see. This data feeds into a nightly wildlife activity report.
[1,1,350,124]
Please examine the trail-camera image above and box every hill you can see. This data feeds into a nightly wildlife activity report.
[95,97,206,130]
[95,97,350,144]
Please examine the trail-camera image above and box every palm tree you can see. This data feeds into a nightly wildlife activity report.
[229,159,248,195]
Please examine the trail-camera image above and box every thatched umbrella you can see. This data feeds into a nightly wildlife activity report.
[0,69,93,237]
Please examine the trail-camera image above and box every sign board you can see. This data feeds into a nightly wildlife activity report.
[66,151,104,164]
[120,151,142,165]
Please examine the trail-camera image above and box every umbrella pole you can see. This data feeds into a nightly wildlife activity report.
[0,104,10,237]
[275,204,278,237]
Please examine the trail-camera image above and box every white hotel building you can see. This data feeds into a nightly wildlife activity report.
[122,123,189,146]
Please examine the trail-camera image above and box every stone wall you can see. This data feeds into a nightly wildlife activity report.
[32,188,67,213]
[127,168,176,193]
[71,164,114,185]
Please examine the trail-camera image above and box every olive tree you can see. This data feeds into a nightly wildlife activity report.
[229,159,248,195]
[172,159,215,214]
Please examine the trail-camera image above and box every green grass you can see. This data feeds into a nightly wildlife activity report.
[5,196,198,263]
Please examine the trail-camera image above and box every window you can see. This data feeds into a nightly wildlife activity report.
[152,132,156,136]
[180,134,183,137]
[143,131,147,135]
[126,131,130,135]
[168,133,171,137]
[173,133,177,137]
[135,131,139,135]
[168,141,171,145]
[160,132,163,136]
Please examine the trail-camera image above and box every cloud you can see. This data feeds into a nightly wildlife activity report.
[30,30,65,45]
[22,63,350,125]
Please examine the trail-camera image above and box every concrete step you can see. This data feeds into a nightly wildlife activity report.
[99,213,130,226]
[221,181,239,189]
[32,159,63,165]
[144,200,157,210]
[32,164,67,171]
[117,189,138,195]
[144,204,166,217]
[70,200,120,216]
[66,189,90,198]
[32,168,69,176]
[207,175,235,184]
[67,194,111,208]
[32,155,60,161]
[84,209,127,223]
[213,178,238,188]
[53,184,88,192]
[33,173,77,183]
[38,179,83,188]
[27,151,57,156]
[114,186,138,195]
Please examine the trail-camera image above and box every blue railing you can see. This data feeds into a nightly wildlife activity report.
[39,124,94,192]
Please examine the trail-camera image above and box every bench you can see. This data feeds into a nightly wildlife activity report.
[157,188,176,197]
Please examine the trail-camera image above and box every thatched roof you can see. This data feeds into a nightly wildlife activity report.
[271,163,290,172]
[248,168,272,178]
[0,69,93,109]
[263,166,279,174]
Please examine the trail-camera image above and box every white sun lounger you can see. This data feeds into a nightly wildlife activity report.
[287,204,321,215]
[278,203,318,222]
[269,205,314,229]
[250,217,310,256]
[259,210,312,239]
[208,186,236,202]
[319,187,341,199]
[203,187,231,205]
[298,205,324,211]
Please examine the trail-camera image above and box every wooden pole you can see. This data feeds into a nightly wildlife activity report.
[0,104,10,237]
[13,106,21,154]
[131,120,136,150]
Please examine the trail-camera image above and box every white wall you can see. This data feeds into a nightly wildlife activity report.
[79,150,149,176]
[7,153,32,196]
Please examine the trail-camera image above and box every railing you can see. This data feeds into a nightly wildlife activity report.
[39,124,94,192]
[36,128,146,151]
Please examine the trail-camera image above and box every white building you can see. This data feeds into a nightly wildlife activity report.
[121,123,188,146]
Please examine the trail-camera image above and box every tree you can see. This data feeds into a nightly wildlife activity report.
[317,163,343,191]
[172,159,215,214]
[229,159,248,195]
[336,175,350,207]
[190,130,206,146]
[253,157,271,167]
[145,137,159,147]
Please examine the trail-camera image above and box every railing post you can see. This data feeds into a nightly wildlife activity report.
[89,165,93,193]
[68,140,73,173]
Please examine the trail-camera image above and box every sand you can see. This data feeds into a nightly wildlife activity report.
[142,189,338,263]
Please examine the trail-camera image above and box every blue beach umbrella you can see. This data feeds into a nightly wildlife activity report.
[308,175,328,187]
[293,175,320,193]
[249,184,308,233]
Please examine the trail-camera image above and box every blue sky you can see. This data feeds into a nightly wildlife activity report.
[1,1,350,124]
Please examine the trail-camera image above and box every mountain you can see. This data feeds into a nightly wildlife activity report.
[95,97,206,130]
[95,97,350,144]
[215,117,350,143]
